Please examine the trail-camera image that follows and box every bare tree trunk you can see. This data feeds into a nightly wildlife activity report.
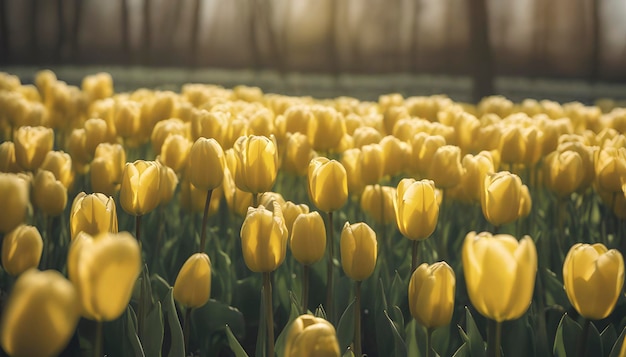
[263,0,285,74]
[590,0,600,82]
[143,0,151,64]
[0,0,8,63]
[190,0,202,66]
[468,0,494,102]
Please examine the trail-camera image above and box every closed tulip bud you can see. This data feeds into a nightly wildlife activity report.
[223,166,252,216]
[240,202,288,272]
[284,314,340,357]
[290,211,326,265]
[33,169,67,216]
[70,192,118,240]
[428,145,464,189]
[543,150,584,197]
[283,132,315,176]
[361,185,396,225]
[151,118,188,155]
[380,135,410,177]
[159,163,179,205]
[518,185,532,218]
[159,134,193,174]
[91,143,127,196]
[233,135,279,194]
[82,72,113,100]
[0,141,21,173]
[173,253,212,308]
[595,146,626,193]
[0,269,80,357]
[83,118,111,157]
[191,109,228,145]
[120,160,161,216]
[462,231,537,322]
[557,140,595,191]
[394,179,439,240]
[277,105,313,139]
[67,128,90,172]
[308,157,348,212]
[340,222,377,281]
[521,126,544,167]
[353,126,383,148]
[563,243,624,320]
[2,225,43,276]
[341,148,365,195]
[68,231,141,320]
[40,150,74,189]
[13,125,54,171]
[308,106,346,152]
[410,134,446,175]
[361,144,385,185]
[114,100,141,138]
[282,201,310,234]
[499,126,526,165]
[481,171,529,227]
[248,108,274,137]
[0,173,29,233]
[259,192,286,210]
[408,261,455,328]
[460,152,495,203]
[189,137,225,191]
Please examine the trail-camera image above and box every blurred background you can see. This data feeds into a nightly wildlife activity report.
[1,0,626,102]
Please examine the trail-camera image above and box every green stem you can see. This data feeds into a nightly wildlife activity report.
[354,281,362,357]
[302,264,310,314]
[577,319,590,357]
[183,307,192,355]
[199,189,213,253]
[263,272,274,357]
[487,319,502,357]
[426,327,434,357]
[252,192,258,207]
[135,215,142,246]
[94,320,103,357]
[411,240,420,274]
[326,211,335,324]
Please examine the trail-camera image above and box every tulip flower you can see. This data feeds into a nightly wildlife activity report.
[410,133,446,176]
[408,262,455,329]
[120,160,161,217]
[394,178,439,241]
[361,185,396,225]
[83,118,111,157]
[481,171,530,227]
[82,72,113,100]
[70,192,118,240]
[151,118,187,156]
[189,137,225,191]
[33,169,67,217]
[191,109,228,146]
[68,231,141,321]
[281,201,310,235]
[159,163,179,206]
[222,164,253,216]
[282,132,316,177]
[160,134,193,174]
[595,146,626,193]
[173,253,212,308]
[380,135,410,178]
[460,152,495,203]
[341,148,366,195]
[91,143,126,196]
[308,105,346,152]
[2,225,43,276]
[13,125,54,171]
[113,100,141,139]
[307,157,348,213]
[563,243,624,320]
[284,314,340,357]
[40,150,74,189]
[428,145,464,189]
[276,105,313,140]
[0,269,80,357]
[0,141,21,173]
[232,135,279,195]
[360,143,385,185]
[0,173,29,233]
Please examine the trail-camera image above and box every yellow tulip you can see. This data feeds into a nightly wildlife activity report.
[191,109,228,146]
[428,145,464,189]
[361,185,396,225]
[0,173,29,233]
[340,222,377,281]
[308,157,348,212]
[81,72,113,100]
[150,118,187,156]
[410,134,446,176]
[595,146,626,193]
[240,202,288,272]
[543,150,583,197]
[360,144,385,185]
[83,118,111,157]
[408,261,455,328]
[284,314,340,357]
[159,163,179,206]
[2,225,43,276]
[380,136,410,177]
[394,178,439,240]
[283,132,316,177]
[159,134,193,174]
[189,137,225,191]
[40,150,74,189]
[352,126,382,148]
[557,140,595,192]
[67,128,90,172]
[173,253,212,308]
[462,231,537,322]
[120,160,161,216]
[223,164,253,216]
[113,100,141,139]
[341,148,365,195]
[276,105,313,140]
[68,231,141,321]
[290,211,326,266]
[69,192,118,240]
[281,201,310,234]
[0,269,80,357]
[0,141,22,173]
[233,135,279,194]
[33,169,67,216]
[91,143,126,196]
[563,243,624,320]
[13,125,54,171]
[308,105,346,152]
[460,152,495,203]
[481,171,529,227]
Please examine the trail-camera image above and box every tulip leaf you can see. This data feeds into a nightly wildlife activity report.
[142,301,164,357]
[342,348,356,357]
[274,291,302,357]
[389,270,406,309]
[337,298,356,353]
[542,269,569,308]
[459,307,485,357]
[127,306,146,357]
[214,248,234,305]
[501,313,535,357]
[608,325,626,357]
[256,286,267,357]
[191,299,245,342]
[150,273,172,302]
[103,306,145,357]
[405,320,422,357]
[385,309,408,357]
[452,342,470,357]
[163,288,185,357]
[432,325,452,357]
[602,324,618,357]
[315,305,328,320]
[375,278,393,356]
[225,324,249,357]
[553,313,581,357]
[587,321,603,357]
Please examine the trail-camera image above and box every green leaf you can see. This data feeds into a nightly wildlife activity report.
[256,287,267,357]
[127,306,146,357]
[342,348,356,357]
[405,320,421,357]
[225,324,249,357]
[275,291,302,357]
[432,325,451,357]
[103,306,144,357]
[587,321,604,357]
[191,299,246,342]
[385,309,408,357]
[461,307,485,357]
[609,325,626,357]
[337,298,356,353]
[601,325,618,357]
[543,269,569,308]
[150,274,172,302]
[314,305,328,320]
[388,270,406,308]
[163,288,185,357]
[452,342,470,357]
[553,313,581,357]
[375,278,393,356]
[142,301,164,357]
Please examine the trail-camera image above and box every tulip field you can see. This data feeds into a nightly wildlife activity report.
[1,70,626,357]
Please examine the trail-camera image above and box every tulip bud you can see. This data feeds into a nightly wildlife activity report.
[481,171,529,227]
[0,141,21,173]
[159,163,179,205]
[259,192,286,210]
[33,169,67,216]
[0,269,80,357]
[595,146,626,193]
[283,132,316,177]
[67,128,90,172]
[40,150,74,189]
[543,150,584,197]
[380,136,410,177]
[233,135,279,194]
[240,202,288,272]
[290,211,326,266]
[223,157,253,216]
[191,109,228,146]
[151,118,188,156]
[462,231,537,322]
[189,137,225,191]
[173,253,212,308]
[248,107,274,137]
[353,126,382,148]
[281,201,310,234]
[83,118,111,157]
[408,261,455,328]
[340,222,377,281]
[394,179,439,240]
[360,144,385,185]
[2,225,43,276]
[308,157,348,212]
[460,152,495,203]
[341,148,365,195]
[13,125,54,171]
[68,231,141,320]
[308,105,346,152]
[159,134,193,174]
[361,185,396,225]
[90,143,127,196]
[120,160,161,216]
[284,314,340,357]
[410,134,446,176]
[70,192,118,240]
[428,145,464,189]
[114,100,141,139]
[0,173,29,233]
[563,243,624,320]
[82,72,113,100]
